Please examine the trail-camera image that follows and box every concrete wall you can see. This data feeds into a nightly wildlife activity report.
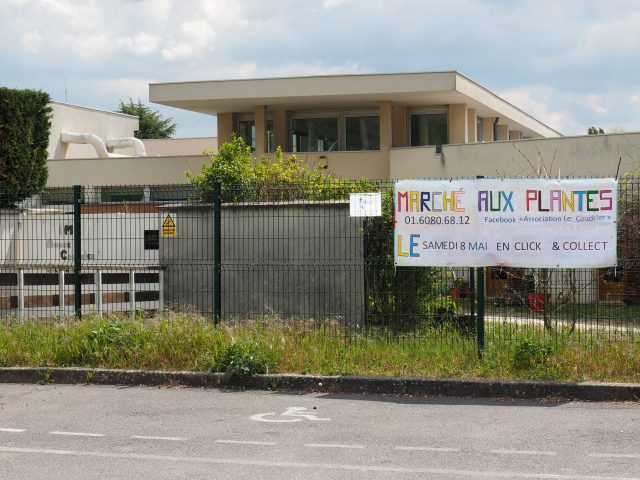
[159,202,365,323]
[142,137,217,156]
[390,132,640,180]
[49,102,139,159]
[291,150,389,181]
[47,155,210,187]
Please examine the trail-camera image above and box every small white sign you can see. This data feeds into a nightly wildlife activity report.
[350,192,382,217]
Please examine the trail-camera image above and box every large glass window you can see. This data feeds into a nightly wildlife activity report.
[410,113,448,147]
[345,116,380,151]
[237,119,274,152]
[291,117,338,152]
[237,120,255,150]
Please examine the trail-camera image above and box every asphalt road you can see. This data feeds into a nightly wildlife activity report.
[1,383,639,479]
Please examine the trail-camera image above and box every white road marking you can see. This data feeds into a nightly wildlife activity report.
[0,446,637,479]
[304,443,366,449]
[48,431,104,438]
[215,440,277,446]
[250,406,330,423]
[490,449,557,456]
[590,453,640,459]
[0,428,25,433]
[130,435,187,442]
[396,446,460,452]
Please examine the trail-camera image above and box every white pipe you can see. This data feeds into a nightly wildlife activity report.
[61,132,110,158]
[106,137,147,157]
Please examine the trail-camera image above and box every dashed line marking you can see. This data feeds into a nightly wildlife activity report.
[48,431,105,438]
[215,440,277,446]
[130,435,187,442]
[490,449,557,456]
[304,443,366,450]
[396,446,460,452]
[590,453,640,459]
[0,428,25,433]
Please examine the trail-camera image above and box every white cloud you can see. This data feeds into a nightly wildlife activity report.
[117,33,161,56]
[632,95,640,105]
[500,87,573,134]
[21,30,42,53]
[162,19,216,61]
[323,0,347,9]
[586,94,607,114]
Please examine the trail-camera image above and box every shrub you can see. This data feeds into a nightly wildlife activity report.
[217,342,275,378]
[363,190,442,329]
[0,87,52,207]
[513,338,552,370]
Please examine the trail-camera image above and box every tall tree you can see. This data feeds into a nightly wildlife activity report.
[0,87,52,207]
[117,99,176,139]
[587,126,605,135]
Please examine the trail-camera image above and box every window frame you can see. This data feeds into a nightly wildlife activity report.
[289,109,380,152]
[407,106,449,148]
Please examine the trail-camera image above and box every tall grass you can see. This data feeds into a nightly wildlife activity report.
[1,313,640,383]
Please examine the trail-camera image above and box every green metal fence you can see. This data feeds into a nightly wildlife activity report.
[0,180,638,350]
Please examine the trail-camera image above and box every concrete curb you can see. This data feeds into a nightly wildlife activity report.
[1,367,639,401]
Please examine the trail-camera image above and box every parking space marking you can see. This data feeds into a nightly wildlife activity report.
[590,453,640,459]
[49,431,105,438]
[251,406,331,423]
[130,435,187,442]
[0,428,26,433]
[396,446,460,452]
[490,449,557,456]
[216,440,277,446]
[304,443,366,449]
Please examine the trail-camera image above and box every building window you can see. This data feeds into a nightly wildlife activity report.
[409,111,448,147]
[237,120,256,150]
[291,117,339,152]
[236,118,274,153]
[477,117,484,142]
[345,116,380,151]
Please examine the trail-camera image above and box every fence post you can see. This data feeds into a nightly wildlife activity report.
[158,270,165,316]
[129,269,136,321]
[58,269,65,316]
[477,266,485,357]
[475,175,485,357]
[73,185,82,318]
[95,270,102,317]
[17,268,24,320]
[213,181,222,325]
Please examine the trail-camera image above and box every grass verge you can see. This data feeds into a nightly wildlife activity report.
[1,313,639,383]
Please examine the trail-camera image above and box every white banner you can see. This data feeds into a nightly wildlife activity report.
[394,178,618,268]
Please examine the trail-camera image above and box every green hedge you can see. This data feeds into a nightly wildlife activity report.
[0,87,52,207]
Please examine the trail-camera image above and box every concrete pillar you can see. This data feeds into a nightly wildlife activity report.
[448,104,468,144]
[497,124,509,141]
[217,112,234,145]
[510,130,523,140]
[391,105,407,148]
[254,105,267,156]
[273,110,289,152]
[482,117,495,142]
[467,108,477,143]
[379,101,393,152]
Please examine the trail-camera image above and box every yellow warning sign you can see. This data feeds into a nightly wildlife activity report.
[162,214,176,237]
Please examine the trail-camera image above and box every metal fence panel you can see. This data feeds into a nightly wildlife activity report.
[0,179,638,350]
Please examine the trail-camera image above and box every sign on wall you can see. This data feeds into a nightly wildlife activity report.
[394,178,617,268]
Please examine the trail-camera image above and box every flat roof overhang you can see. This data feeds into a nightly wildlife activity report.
[150,71,561,138]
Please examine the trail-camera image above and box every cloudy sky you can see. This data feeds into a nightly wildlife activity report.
[3,0,639,137]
